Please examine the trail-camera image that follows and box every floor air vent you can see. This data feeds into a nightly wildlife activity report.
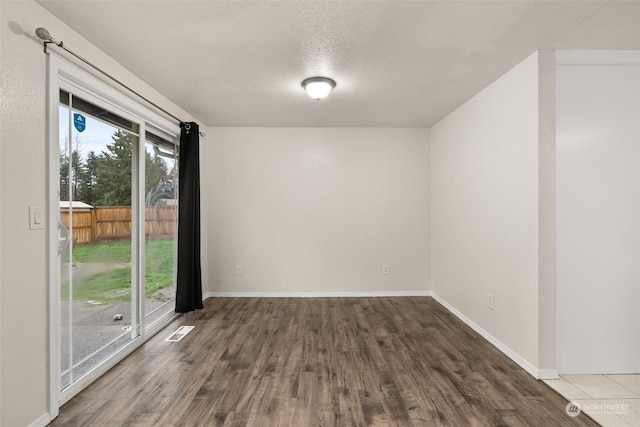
[165,326,195,342]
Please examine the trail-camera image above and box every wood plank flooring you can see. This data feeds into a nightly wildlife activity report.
[50,297,598,426]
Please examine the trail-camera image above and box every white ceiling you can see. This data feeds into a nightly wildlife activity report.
[37,1,640,128]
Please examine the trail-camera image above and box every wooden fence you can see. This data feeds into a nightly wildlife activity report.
[60,206,177,244]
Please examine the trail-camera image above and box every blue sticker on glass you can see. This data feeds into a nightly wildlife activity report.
[73,113,86,132]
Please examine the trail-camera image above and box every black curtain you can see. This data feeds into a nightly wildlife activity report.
[175,122,203,313]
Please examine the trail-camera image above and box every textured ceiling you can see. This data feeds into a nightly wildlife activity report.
[36,1,640,127]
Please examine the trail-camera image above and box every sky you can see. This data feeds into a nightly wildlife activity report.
[59,106,176,168]
[59,105,117,158]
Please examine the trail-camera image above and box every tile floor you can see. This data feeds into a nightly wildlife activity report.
[544,375,640,426]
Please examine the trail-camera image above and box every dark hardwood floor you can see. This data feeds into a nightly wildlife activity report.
[50,297,598,426]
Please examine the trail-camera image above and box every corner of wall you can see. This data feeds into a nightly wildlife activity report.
[537,49,557,372]
[424,127,432,293]
[199,126,212,295]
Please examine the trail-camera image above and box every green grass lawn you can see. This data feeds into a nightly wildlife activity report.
[61,238,176,303]
[72,239,133,263]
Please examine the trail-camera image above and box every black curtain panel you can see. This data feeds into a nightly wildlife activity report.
[175,122,203,313]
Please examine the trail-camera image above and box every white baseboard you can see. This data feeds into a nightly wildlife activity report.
[431,293,545,380]
[204,290,434,299]
[537,370,560,380]
[28,413,51,427]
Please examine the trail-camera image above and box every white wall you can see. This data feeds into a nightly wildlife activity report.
[0,2,199,425]
[556,51,640,374]
[430,52,548,371]
[203,127,430,295]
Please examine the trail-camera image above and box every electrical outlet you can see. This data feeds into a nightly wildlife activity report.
[236,265,244,276]
[487,293,494,310]
[382,265,390,275]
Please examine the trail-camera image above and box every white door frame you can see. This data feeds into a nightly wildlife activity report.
[46,54,180,418]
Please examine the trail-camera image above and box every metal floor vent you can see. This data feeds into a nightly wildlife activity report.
[165,326,195,342]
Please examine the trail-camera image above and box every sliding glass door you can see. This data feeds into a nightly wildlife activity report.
[50,62,180,406]
[58,89,140,391]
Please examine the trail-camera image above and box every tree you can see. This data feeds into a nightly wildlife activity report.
[60,129,178,207]
[59,134,86,203]
[145,150,175,206]
[80,151,100,206]
[95,130,133,206]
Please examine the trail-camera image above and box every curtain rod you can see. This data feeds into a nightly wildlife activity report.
[35,27,205,137]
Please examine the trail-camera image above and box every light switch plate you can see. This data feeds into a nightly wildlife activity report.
[29,206,45,230]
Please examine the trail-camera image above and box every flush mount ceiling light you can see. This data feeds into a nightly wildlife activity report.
[302,77,336,100]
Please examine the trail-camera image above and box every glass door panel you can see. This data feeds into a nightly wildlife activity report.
[59,90,140,390]
[144,134,178,328]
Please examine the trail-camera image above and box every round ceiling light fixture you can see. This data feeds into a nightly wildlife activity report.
[302,77,336,100]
